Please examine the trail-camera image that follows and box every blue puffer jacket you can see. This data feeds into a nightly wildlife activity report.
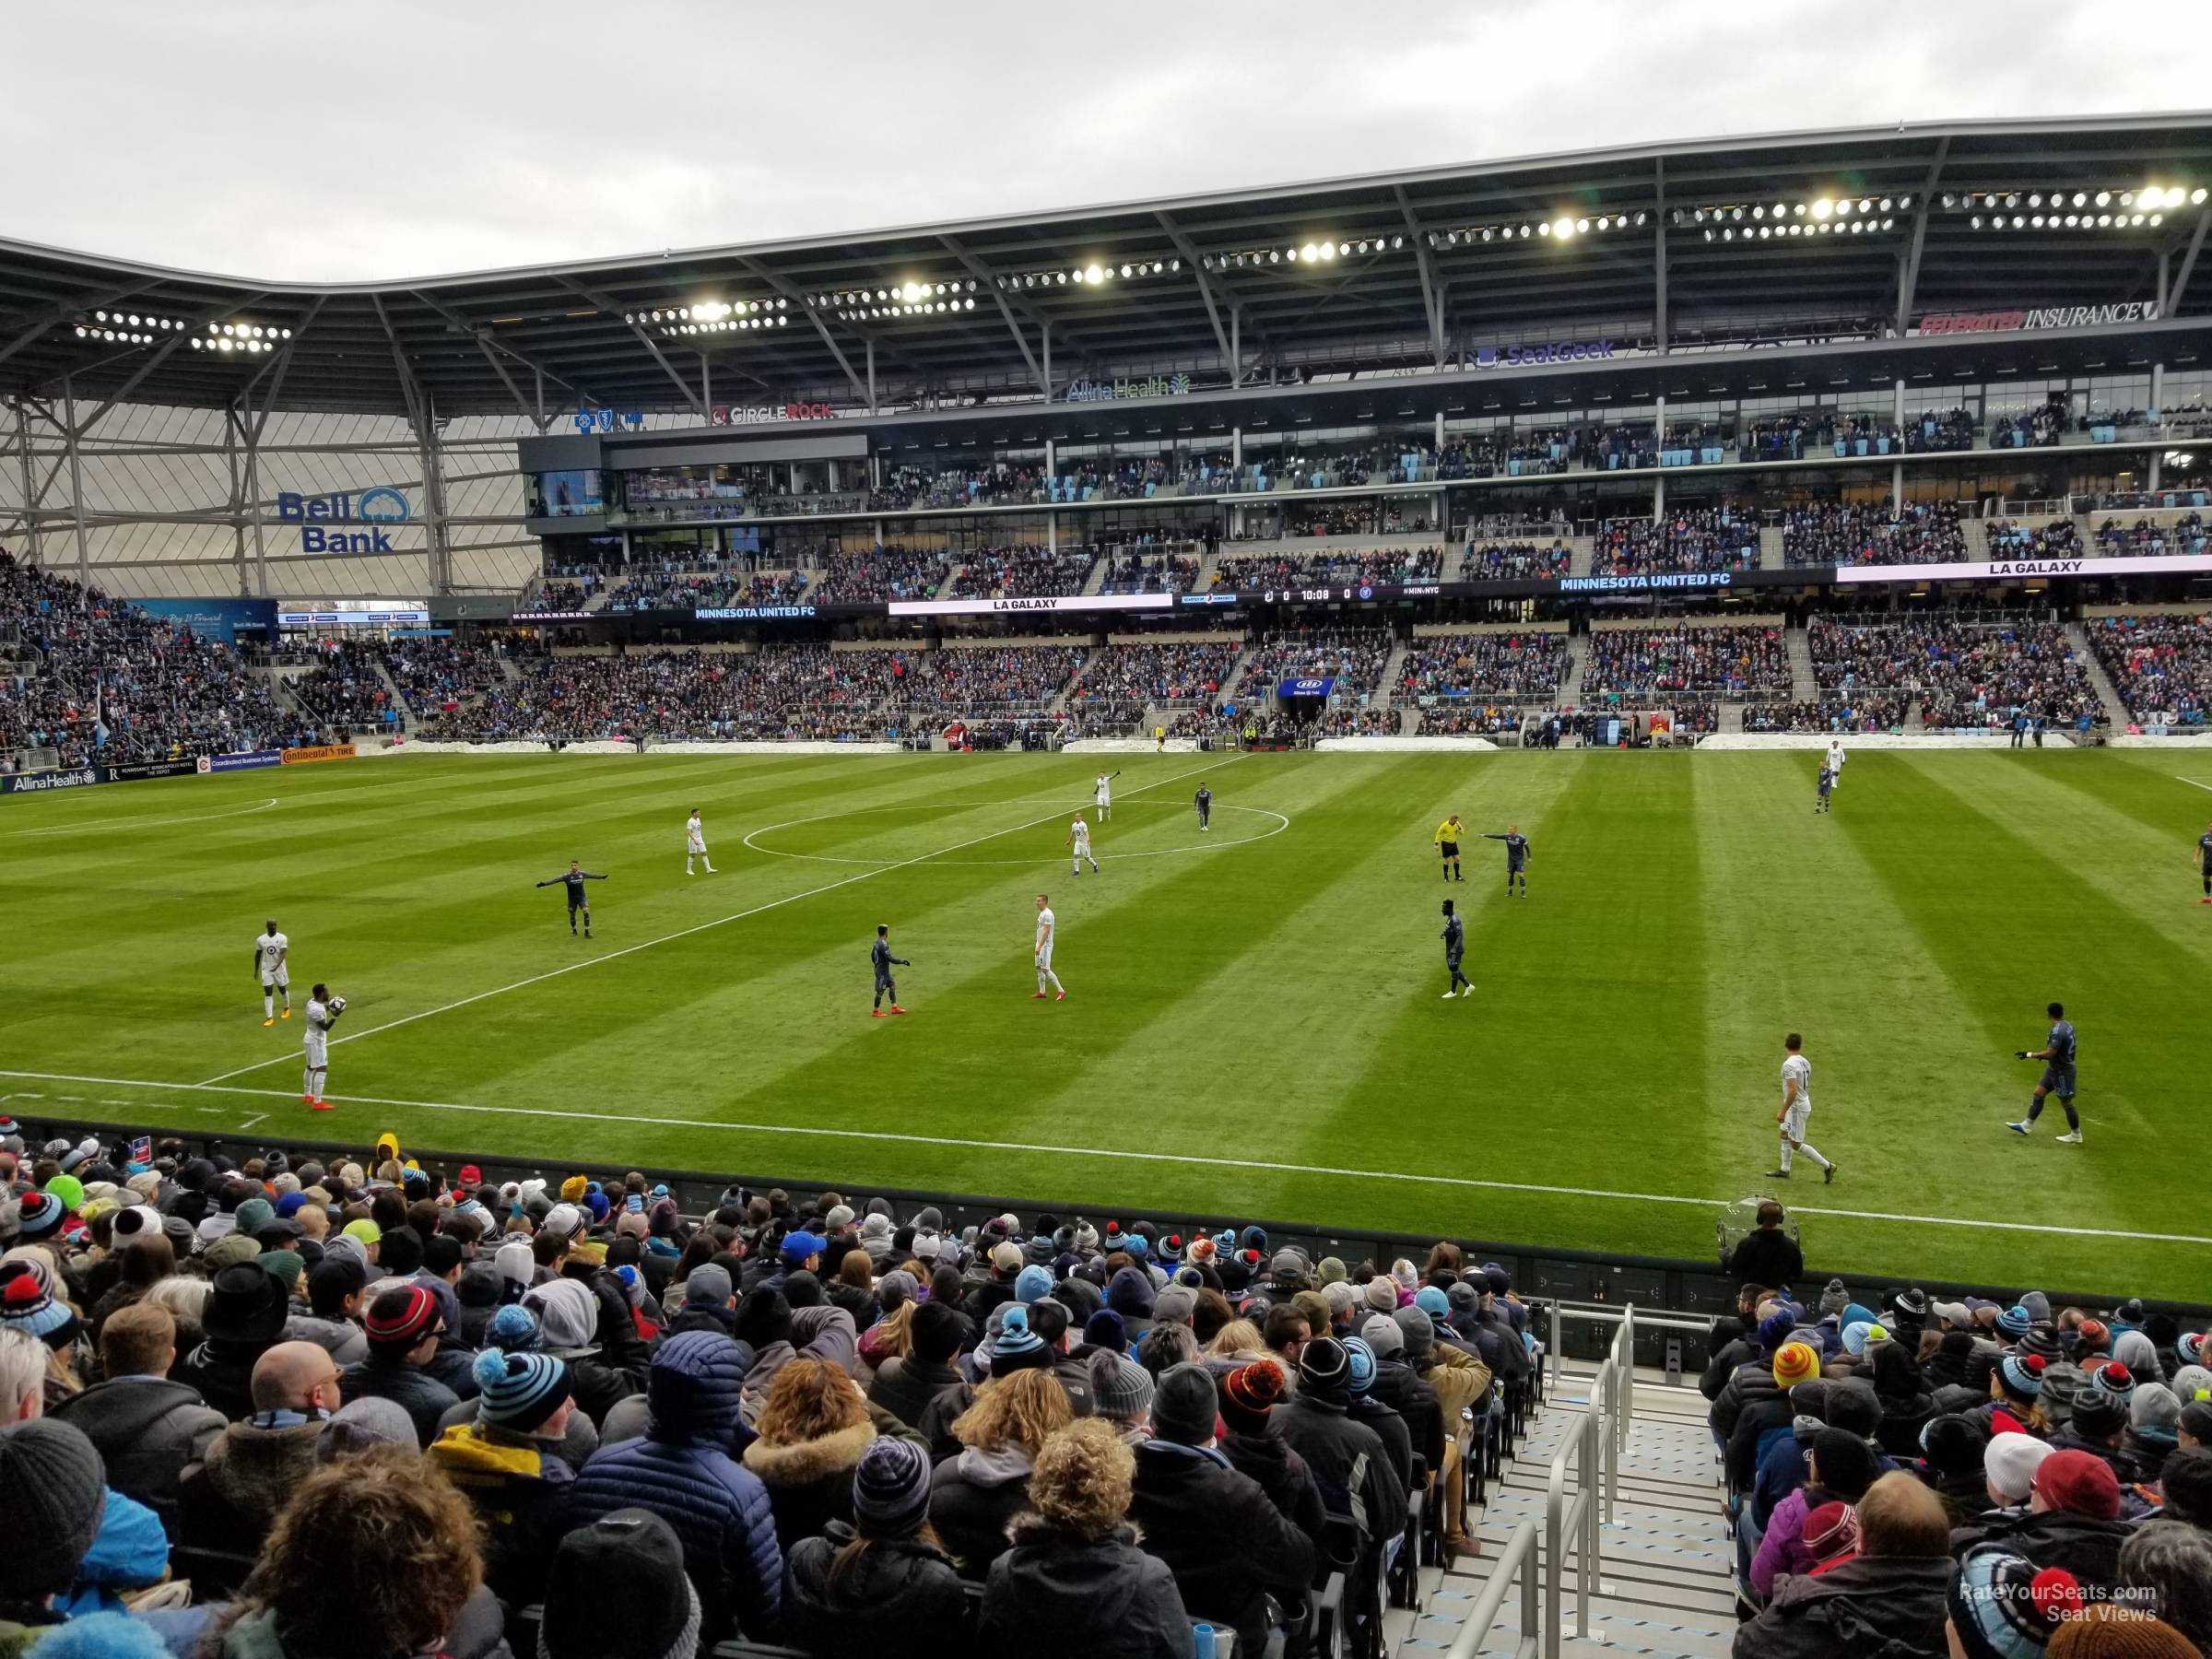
[567,1331,783,1642]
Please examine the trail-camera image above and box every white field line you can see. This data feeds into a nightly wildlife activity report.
[194,755,1241,1087]
[2176,776,2212,794]
[6,1065,2208,1248]
[3,797,280,837]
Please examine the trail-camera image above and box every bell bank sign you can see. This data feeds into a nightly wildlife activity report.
[276,488,411,553]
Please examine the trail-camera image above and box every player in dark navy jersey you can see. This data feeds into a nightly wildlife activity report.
[2197,819,2212,903]
[1440,899,1472,999]
[2006,1000,2082,1144]
[535,861,606,937]
[1482,827,1531,896]
[870,924,911,1018]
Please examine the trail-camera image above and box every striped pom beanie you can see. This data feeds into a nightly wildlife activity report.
[471,1349,571,1432]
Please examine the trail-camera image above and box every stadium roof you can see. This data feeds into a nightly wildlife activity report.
[4,113,2209,421]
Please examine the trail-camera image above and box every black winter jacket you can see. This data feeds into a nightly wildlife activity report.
[1127,1440,1316,1654]
[784,1524,969,1659]
[979,1519,1194,1659]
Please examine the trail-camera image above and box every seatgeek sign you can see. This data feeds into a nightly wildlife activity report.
[1475,337,1617,369]
[277,488,411,553]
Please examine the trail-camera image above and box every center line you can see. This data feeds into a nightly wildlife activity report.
[194,755,1241,1086]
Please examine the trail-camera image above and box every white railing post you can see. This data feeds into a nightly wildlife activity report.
[1576,1400,1596,1642]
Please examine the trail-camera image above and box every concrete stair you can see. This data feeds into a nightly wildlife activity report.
[2065,621,2131,727]
[1785,627,1818,701]
[1216,646,1258,712]
[1409,1374,1735,1657]
[367,656,412,730]
[1372,639,1411,712]
[1961,519,1992,559]
[1759,527,1785,571]
[1563,632,1594,705]
[1046,647,1093,719]
[1078,556,1110,596]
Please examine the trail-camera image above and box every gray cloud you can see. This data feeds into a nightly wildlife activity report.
[6,0,2204,281]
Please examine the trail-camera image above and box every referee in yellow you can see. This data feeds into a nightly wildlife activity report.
[1435,812,1465,883]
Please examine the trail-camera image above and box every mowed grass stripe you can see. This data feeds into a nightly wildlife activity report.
[324,757,1241,1112]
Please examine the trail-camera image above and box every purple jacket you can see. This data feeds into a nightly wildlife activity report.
[1749,1485,1818,1601]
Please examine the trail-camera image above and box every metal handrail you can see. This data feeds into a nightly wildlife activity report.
[1544,1354,1609,1659]
[1443,1517,1541,1659]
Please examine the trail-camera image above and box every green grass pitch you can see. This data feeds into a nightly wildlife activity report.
[5,747,2208,1300]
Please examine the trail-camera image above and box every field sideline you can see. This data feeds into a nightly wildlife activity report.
[4,747,2208,1300]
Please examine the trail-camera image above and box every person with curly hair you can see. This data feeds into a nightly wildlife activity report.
[979,1417,1193,1657]
[928,1368,1072,1580]
[201,1442,485,1659]
[741,1359,895,1554]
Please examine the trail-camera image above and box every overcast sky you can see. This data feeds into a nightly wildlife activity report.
[9,1,2206,282]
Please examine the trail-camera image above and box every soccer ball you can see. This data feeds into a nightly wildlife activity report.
[328,995,347,1014]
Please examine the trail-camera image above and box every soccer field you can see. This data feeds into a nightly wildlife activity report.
[4,747,2208,1300]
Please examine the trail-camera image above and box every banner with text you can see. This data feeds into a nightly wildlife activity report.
[1833,553,2212,584]
[886,594,1176,618]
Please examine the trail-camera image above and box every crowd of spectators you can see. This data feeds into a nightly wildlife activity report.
[1593,511,1761,577]
[287,642,394,738]
[1706,1248,2212,1658]
[605,569,809,614]
[0,553,300,767]
[1782,503,1969,569]
[1213,547,1443,590]
[868,463,1047,513]
[1585,626,1791,698]
[2084,614,2212,728]
[1401,633,1571,701]
[1744,698,1910,735]
[1987,520,2087,560]
[1072,642,1241,711]
[1098,553,1200,596]
[1237,626,1394,704]
[888,647,1087,714]
[944,548,1099,603]
[1808,616,2100,730]
[1416,703,1532,737]
[422,648,907,744]
[1458,541,1572,582]
[377,639,508,722]
[1312,707,1400,736]
[808,549,950,606]
[2093,515,2209,559]
[0,1124,1554,1658]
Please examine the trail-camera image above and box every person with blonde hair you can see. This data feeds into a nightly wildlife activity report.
[928,1368,1071,1578]
[741,1358,888,1553]
[979,1417,1193,1657]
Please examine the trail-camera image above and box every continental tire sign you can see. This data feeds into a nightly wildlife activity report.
[282,743,358,765]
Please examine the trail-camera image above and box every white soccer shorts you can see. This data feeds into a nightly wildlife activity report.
[260,968,289,989]
[1782,1100,1811,1142]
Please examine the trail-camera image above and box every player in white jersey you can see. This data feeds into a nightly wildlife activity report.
[1766,1032,1835,1182]
[1031,893,1066,1001]
[302,982,345,1112]
[685,807,716,875]
[1093,771,1120,821]
[1067,816,1099,876]
[1825,740,1846,789]
[252,920,291,1026]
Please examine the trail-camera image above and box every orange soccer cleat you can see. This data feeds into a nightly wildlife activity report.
[263,1018,275,1029]
[280,1008,292,1019]
[1054,991,1068,1002]
[1030,991,1048,999]
[301,1093,314,1104]
[310,1100,332,1112]
[888,1005,909,1015]
[870,1009,887,1018]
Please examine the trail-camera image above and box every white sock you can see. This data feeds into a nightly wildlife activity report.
[1045,971,1065,994]
[265,993,274,1018]
[1800,1143,1832,1171]
[1778,1139,1794,1172]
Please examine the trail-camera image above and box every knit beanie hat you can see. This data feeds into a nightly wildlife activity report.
[2046,1603,2200,1658]
[1299,1336,1351,1404]
[1841,1322,1882,1357]
[2033,1449,2122,1519]
[1758,1308,1798,1351]
[1818,1278,1850,1317]
[2131,1382,2183,1434]
[2069,1361,2133,1434]
[43,1175,85,1213]
[204,1234,260,1271]
[0,1262,79,1348]
[1090,1353,1154,1424]
[1344,1335,1378,1396]
[1220,1360,1288,1435]
[15,1190,65,1241]
[1919,1413,1991,1476]
[0,1418,107,1599]
[1947,1547,2080,1659]
[1997,1304,2033,1340]
[1772,1342,1819,1387]
[1361,1277,1399,1314]
[1014,1265,1053,1305]
[472,1349,572,1433]
[1083,1309,1126,1352]
[538,1509,701,1659]
[1802,1500,1860,1564]
[1986,1431,2055,1503]
[316,1396,418,1463]
[488,1304,544,1353]
[495,1241,534,1289]
[852,1434,932,1535]
[524,1278,599,1352]
[1394,1305,1436,1357]
[366,1283,439,1349]
[1321,1282,1359,1319]
[1999,1352,2047,1397]
[1152,1362,1221,1445]
[559,1175,589,1203]
[988,1305,1051,1378]
[234,1197,275,1237]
